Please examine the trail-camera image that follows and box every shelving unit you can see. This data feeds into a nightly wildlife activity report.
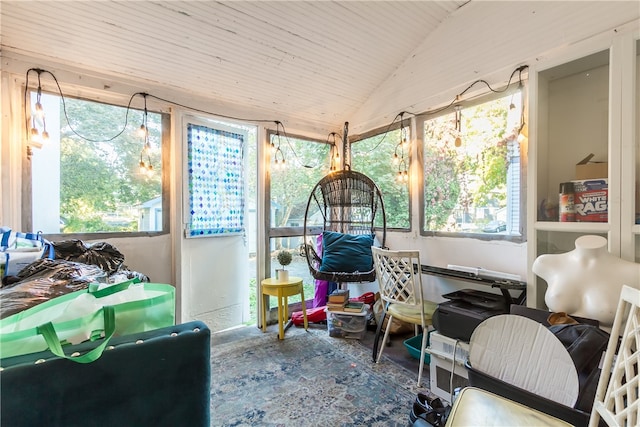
[527,26,639,309]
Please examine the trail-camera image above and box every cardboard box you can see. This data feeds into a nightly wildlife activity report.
[572,179,608,222]
[575,153,607,180]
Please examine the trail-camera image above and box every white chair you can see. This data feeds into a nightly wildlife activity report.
[371,247,437,387]
[445,284,640,426]
[589,284,640,426]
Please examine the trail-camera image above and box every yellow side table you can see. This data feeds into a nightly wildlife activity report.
[261,276,308,339]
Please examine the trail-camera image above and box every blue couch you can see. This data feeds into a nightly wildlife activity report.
[0,321,211,427]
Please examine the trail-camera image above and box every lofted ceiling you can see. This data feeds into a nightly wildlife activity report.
[0,1,469,135]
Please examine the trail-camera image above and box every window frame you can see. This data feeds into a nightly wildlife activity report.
[350,122,412,232]
[417,87,527,242]
[22,89,171,240]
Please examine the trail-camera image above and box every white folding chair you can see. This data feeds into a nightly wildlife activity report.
[589,284,640,426]
[371,247,437,387]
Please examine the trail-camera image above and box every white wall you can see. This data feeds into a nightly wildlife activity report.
[385,232,526,304]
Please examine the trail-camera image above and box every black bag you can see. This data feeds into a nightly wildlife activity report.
[548,323,609,412]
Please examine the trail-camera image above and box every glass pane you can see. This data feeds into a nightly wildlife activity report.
[423,93,522,236]
[31,92,162,233]
[351,128,410,229]
[536,230,607,255]
[267,133,329,311]
[537,50,609,223]
[269,134,329,229]
[268,238,316,306]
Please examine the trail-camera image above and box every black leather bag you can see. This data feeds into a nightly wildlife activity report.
[548,323,609,412]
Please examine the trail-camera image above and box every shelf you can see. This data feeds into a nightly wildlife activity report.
[534,221,610,233]
[528,29,639,307]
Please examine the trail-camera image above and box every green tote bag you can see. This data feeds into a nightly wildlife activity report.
[0,279,175,363]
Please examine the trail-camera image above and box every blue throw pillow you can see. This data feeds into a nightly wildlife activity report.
[319,231,374,273]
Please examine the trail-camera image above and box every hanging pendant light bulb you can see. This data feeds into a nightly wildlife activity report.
[34,74,45,120]
[392,112,409,170]
[516,75,527,143]
[329,142,338,171]
[138,123,147,138]
[138,93,149,138]
[30,117,40,143]
[326,132,340,172]
[139,153,147,175]
[136,93,154,175]
[397,158,409,183]
[401,125,409,148]
[41,117,49,142]
[34,101,44,120]
[271,122,286,169]
[454,105,462,147]
[26,69,47,150]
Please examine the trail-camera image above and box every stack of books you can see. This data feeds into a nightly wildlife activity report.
[326,289,349,311]
[343,301,365,313]
[326,289,366,313]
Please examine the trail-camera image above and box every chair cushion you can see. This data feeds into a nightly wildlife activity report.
[319,231,374,273]
[388,301,438,325]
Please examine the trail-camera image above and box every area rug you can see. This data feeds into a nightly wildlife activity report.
[210,327,423,426]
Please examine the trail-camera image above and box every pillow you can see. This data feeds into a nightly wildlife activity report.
[319,231,374,273]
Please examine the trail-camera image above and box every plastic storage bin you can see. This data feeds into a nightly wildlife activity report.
[326,308,369,339]
[403,332,431,364]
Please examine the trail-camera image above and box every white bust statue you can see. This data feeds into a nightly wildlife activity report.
[532,235,640,328]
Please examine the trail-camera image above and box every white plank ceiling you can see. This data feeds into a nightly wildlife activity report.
[0,0,469,133]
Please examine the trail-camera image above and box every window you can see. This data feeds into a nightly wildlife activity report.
[351,127,410,229]
[26,91,169,236]
[421,91,525,239]
[184,121,246,237]
[267,131,330,288]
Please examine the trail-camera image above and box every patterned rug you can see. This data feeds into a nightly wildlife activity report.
[210,327,423,426]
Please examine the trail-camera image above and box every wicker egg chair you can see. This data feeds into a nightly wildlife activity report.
[302,168,386,284]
